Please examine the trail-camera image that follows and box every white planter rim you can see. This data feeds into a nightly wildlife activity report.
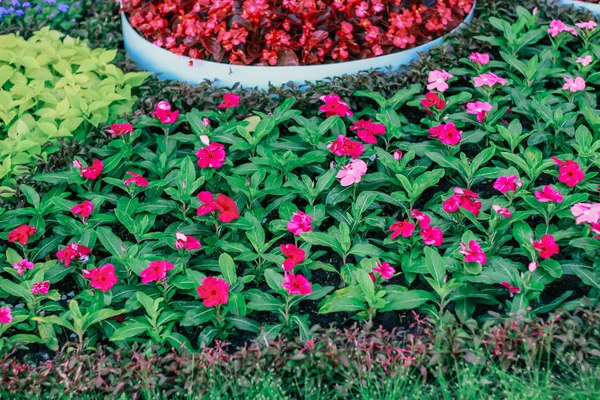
[556,0,600,14]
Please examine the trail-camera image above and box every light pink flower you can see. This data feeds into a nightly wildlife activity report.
[577,55,593,66]
[528,262,538,272]
[576,21,597,30]
[535,185,563,203]
[468,52,490,65]
[427,70,454,92]
[563,77,586,92]
[548,20,578,37]
[473,72,507,88]
[336,159,368,186]
[393,150,403,160]
[466,101,493,122]
[571,203,600,225]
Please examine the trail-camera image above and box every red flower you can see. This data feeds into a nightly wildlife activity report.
[552,158,585,187]
[459,240,487,265]
[140,260,174,284]
[428,122,462,146]
[71,200,94,218]
[218,93,240,109]
[79,159,104,180]
[154,101,179,124]
[420,226,444,246]
[281,244,306,271]
[532,234,559,259]
[196,142,226,169]
[500,282,521,297]
[56,243,91,266]
[8,224,36,245]
[196,192,239,222]
[282,273,312,295]
[327,135,364,158]
[388,220,415,240]
[106,123,134,137]
[319,94,353,118]
[124,171,149,187]
[420,92,446,110]
[350,119,386,144]
[175,232,202,251]
[83,264,118,292]
[197,276,230,307]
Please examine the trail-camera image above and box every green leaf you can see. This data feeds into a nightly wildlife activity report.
[424,247,446,287]
[381,290,436,311]
[110,322,149,341]
[96,227,124,257]
[219,253,237,284]
[228,316,261,333]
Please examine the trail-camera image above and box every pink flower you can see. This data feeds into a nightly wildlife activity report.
[577,55,593,67]
[196,142,226,169]
[562,77,586,92]
[535,186,563,203]
[426,70,454,92]
[571,203,600,225]
[106,123,134,137]
[140,260,174,284]
[420,93,446,110]
[389,220,416,240]
[501,282,521,297]
[373,261,395,279]
[576,21,597,30]
[196,192,240,223]
[548,20,578,36]
[393,150,403,160]
[79,159,103,180]
[420,226,444,246]
[473,72,507,88]
[319,94,353,118]
[282,273,312,295]
[197,277,230,307]
[0,307,12,324]
[154,101,179,124]
[281,244,306,271]
[468,52,490,65]
[8,224,36,245]
[31,281,50,295]
[492,205,512,218]
[350,119,386,144]
[174,232,202,251]
[428,122,462,146]
[528,262,538,272]
[202,117,211,127]
[459,240,487,265]
[124,171,149,187]
[287,211,313,236]
[443,187,481,216]
[493,175,521,194]
[83,264,118,292]
[218,93,240,109]
[56,243,91,266]
[552,158,585,187]
[71,200,94,218]
[411,209,431,229]
[12,259,34,275]
[532,234,560,259]
[327,135,364,158]
[466,101,493,122]
[337,159,368,186]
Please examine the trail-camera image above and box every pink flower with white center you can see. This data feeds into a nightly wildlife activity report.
[0,307,12,324]
[492,205,512,218]
[174,232,202,251]
[466,101,493,122]
[563,77,586,92]
[468,52,490,65]
[473,72,507,88]
[426,70,454,92]
[31,281,50,295]
[528,262,538,272]
[13,259,34,275]
[571,203,600,225]
[336,159,367,187]
[493,175,522,194]
[535,186,563,203]
[372,261,395,279]
[287,211,313,236]
[576,21,597,30]
[501,282,521,297]
[459,240,487,265]
[577,55,593,66]
[393,150,403,160]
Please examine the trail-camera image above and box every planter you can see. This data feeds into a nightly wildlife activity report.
[121,3,476,89]
[556,0,600,14]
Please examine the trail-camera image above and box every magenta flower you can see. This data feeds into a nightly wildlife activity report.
[388,220,416,240]
[218,93,240,109]
[12,259,34,275]
[282,273,312,295]
[287,211,313,236]
[492,205,512,218]
[319,94,353,118]
[0,307,12,324]
[372,261,395,279]
[577,55,593,66]
[563,77,586,92]
[473,72,507,88]
[466,101,493,122]
[493,175,521,194]
[336,159,368,186]
[571,203,600,225]
[548,20,577,37]
[459,240,487,265]
[426,70,454,92]
[31,281,50,295]
[468,52,490,65]
[428,122,462,146]
[535,186,563,203]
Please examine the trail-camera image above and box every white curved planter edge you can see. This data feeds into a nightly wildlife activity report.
[121,3,475,89]
[556,0,600,14]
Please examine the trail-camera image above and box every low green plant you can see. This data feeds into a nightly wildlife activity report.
[0,27,149,193]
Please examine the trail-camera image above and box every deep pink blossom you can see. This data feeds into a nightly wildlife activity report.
[218,93,240,109]
[411,209,431,229]
[287,211,313,236]
[140,260,174,284]
[56,243,91,266]
[350,119,386,143]
[319,94,353,118]
[548,20,577,37]
[393,150,403,160]
[552,158,585,187]
[535,186,563,203]
[327,135,364,158]
[71,200,94,218]
[428,122,462,146]
[493,175,521,194]
[501,282,521,297]
[197,277,230,307]
[106,123,134,137]
[0,307,12,324]
[468,52,490,65]
[79,159,104,180]
[154,101,179,124]
[473,72,507,88]
[124,171,149,187]
[492,205,512,218]
[175,232,202,251]
[466,101,493,122]
[420,93,446,110]
[282,273,312,295]
[8,224,36,245]
[420,226,443,246]
[13,259,34,275]
[196,142,226,169]
[459,240,487,265]
[372,261,395,279]
[83,264,118,292]
[532,234,559,259]
[389,220,416,240]
[31,281,50,295]
[443,187,481,216]
[281,244,306,271]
